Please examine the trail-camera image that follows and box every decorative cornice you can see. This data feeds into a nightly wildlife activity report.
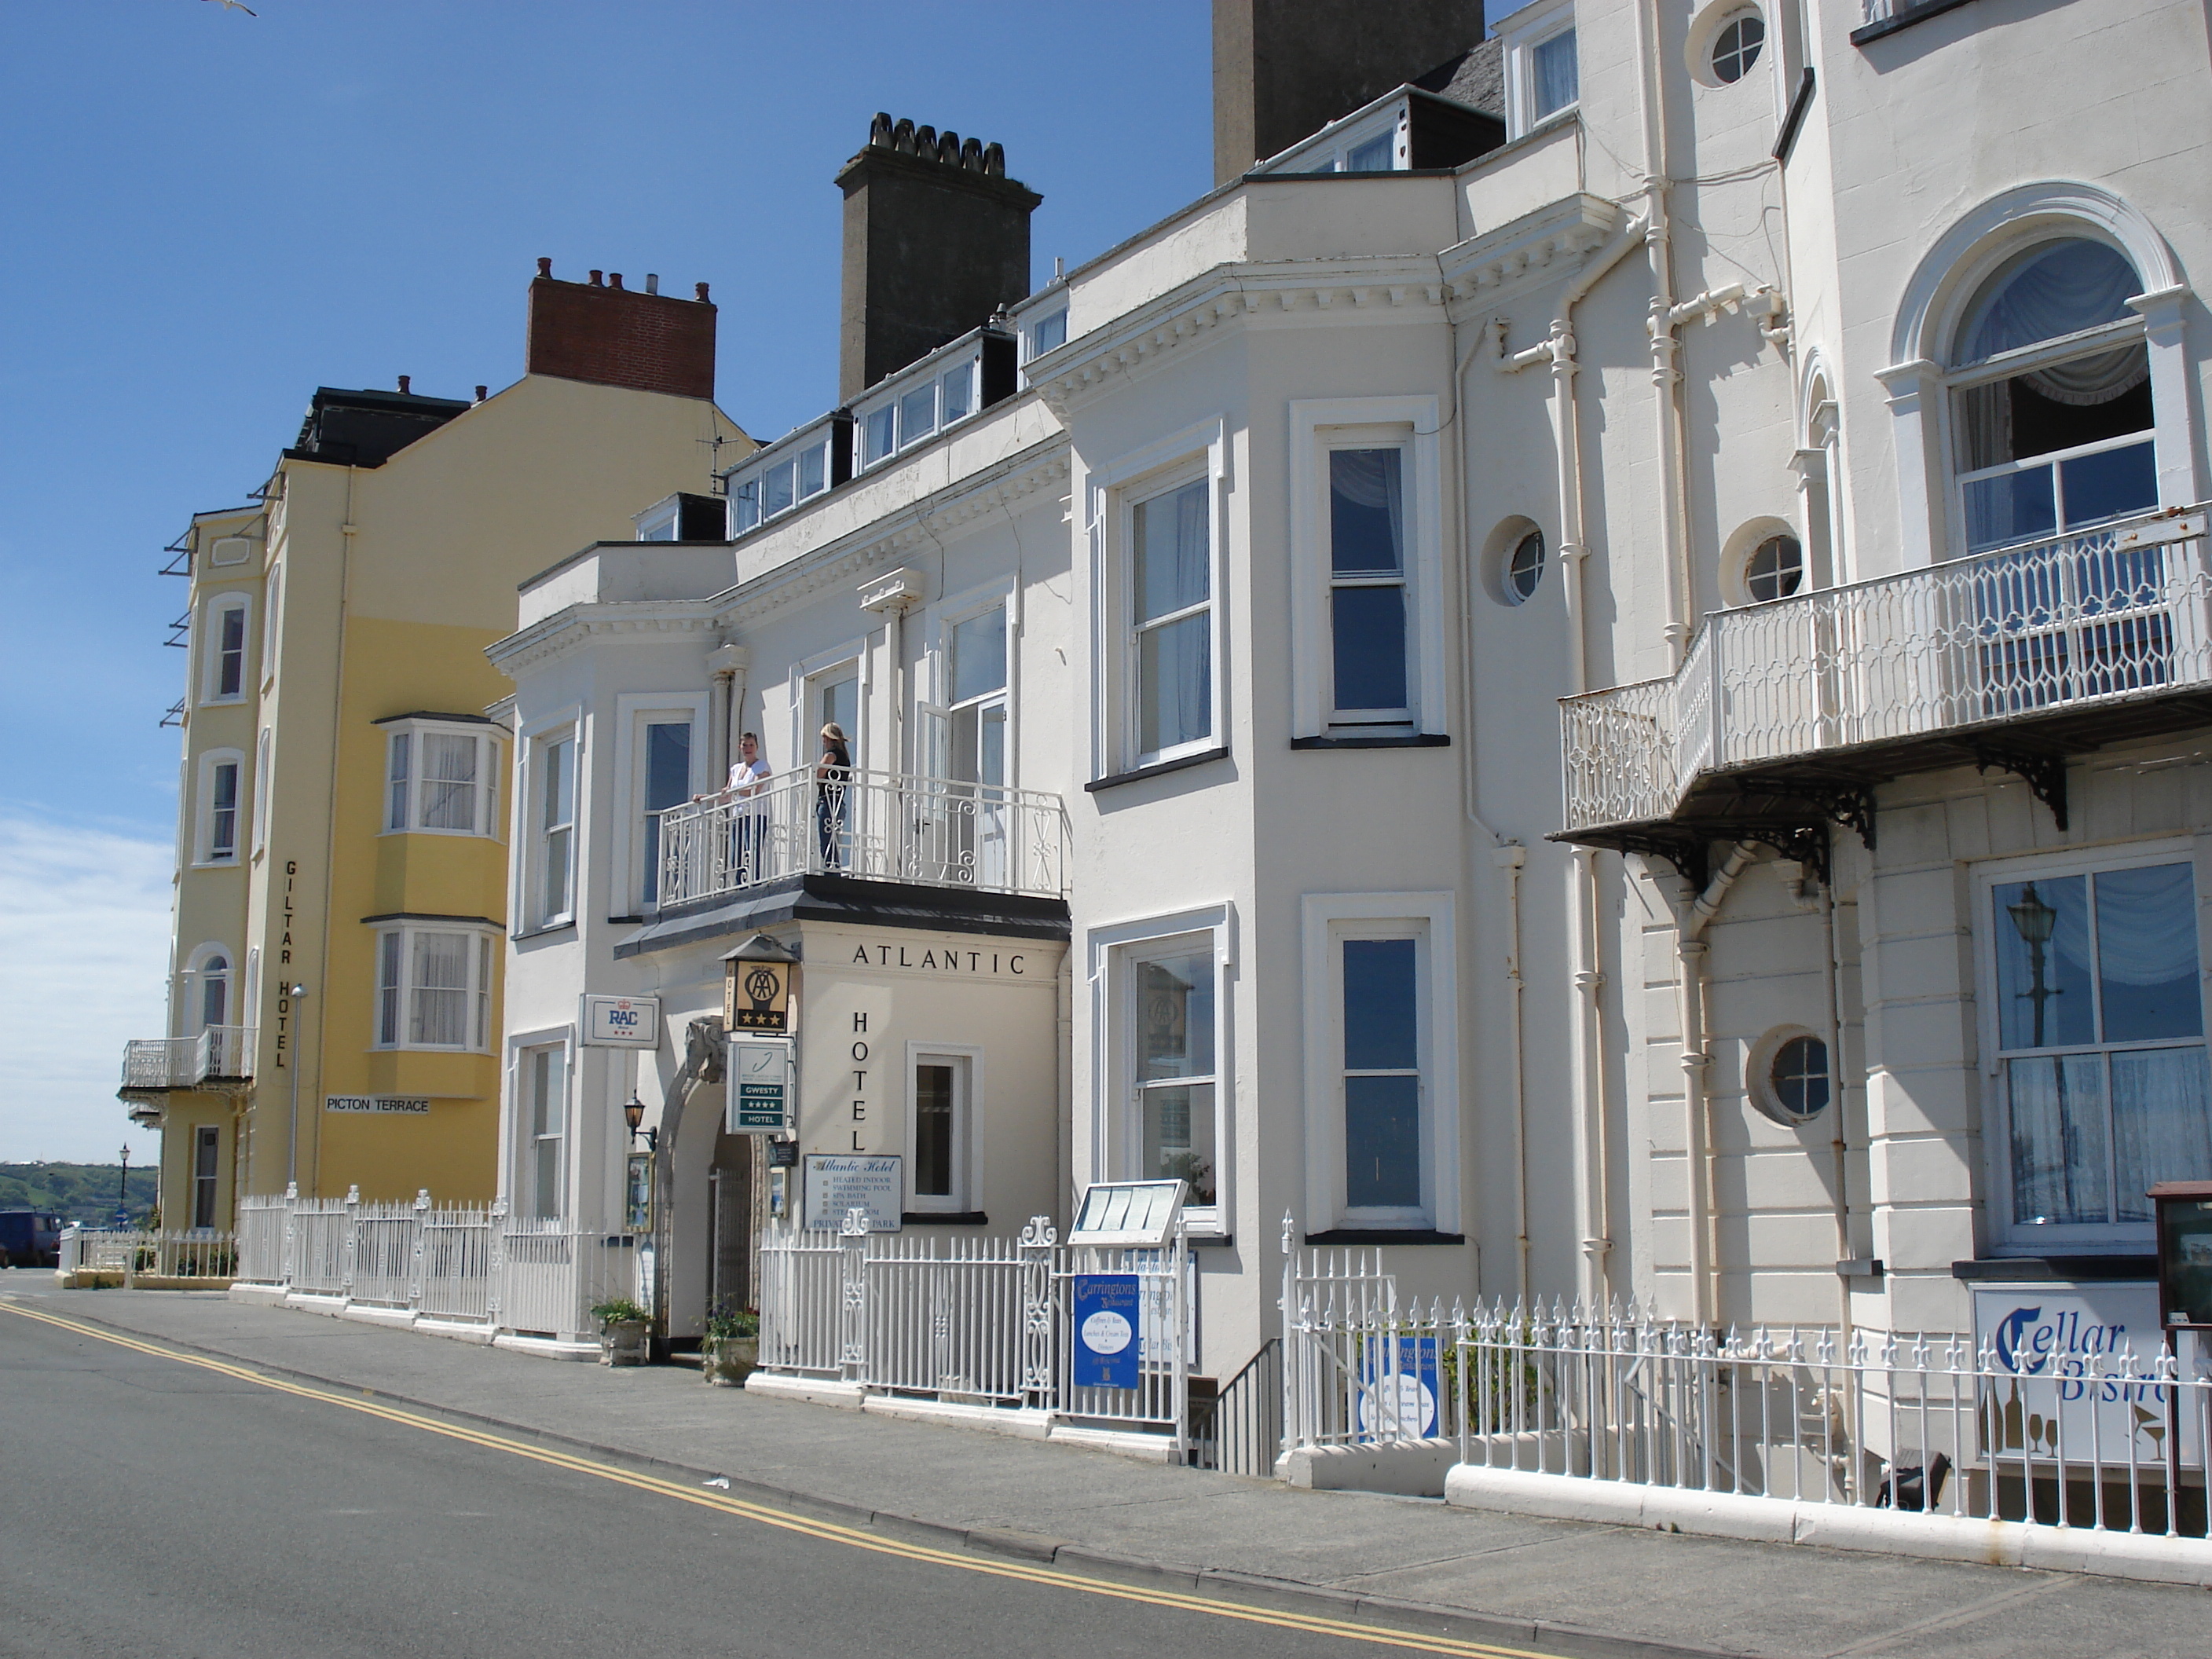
[1024,257,1448,416]
[487,601,723,677]
[1437,194,1623,317]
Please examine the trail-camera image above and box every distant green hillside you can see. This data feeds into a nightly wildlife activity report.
[0,1164,160,1225]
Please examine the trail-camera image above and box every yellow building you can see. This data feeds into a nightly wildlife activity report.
[123,263,749,1217]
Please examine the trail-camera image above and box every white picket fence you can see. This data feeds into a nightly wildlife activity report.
[1280,1233,2212,1541]
[229,1185,635,1344]
[57,1227,237,1281]
[756,1210,1191,1449]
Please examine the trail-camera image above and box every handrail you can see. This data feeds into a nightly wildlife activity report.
[1562,507,2212,832]
[657,767,1070,910]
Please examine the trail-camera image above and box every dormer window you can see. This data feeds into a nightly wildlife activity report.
[379,716,503,838]
[851,330,1011,473]
[1026,308,1067,361]
[727,422,843,537]
[1500,0,1577,138]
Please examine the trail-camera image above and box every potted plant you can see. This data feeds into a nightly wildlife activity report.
[701,1302,759,1386]
[590,1297,653,1366]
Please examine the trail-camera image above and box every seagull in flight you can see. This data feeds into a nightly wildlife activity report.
[203,0,259,15]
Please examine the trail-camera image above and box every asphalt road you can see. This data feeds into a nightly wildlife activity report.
[0,1305,1600,1659]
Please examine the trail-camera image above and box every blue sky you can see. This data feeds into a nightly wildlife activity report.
[0,1,1502,1160]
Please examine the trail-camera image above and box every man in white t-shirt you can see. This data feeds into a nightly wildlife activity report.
[726,731,771,880]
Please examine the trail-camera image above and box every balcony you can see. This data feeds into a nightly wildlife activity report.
[654,768,1069,914]
[1559,507,2212,881]
[119,1025,257,1101]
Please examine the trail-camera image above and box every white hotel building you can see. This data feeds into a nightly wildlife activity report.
[487,0,2212,1388]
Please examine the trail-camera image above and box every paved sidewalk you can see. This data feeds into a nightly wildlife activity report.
[5,1278,2206,1658]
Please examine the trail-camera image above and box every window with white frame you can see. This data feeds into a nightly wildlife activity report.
[1129,942,1220,1210]
[1948,238,2155,554]
[1024,307,1067,362]
[731,428,835,534]
[1129,475,1214,764]
[261,562,282,685]
[1291,402,1446,738]
[192,1125,222,1230]
[1501,0,1577,137]
[201,595,251,704]
[197,749,243,864]
[1328,445,1412,723]
[519,1042,566,1219]
[1983,850,2211,1247]
[637,714,694,906]
[858,355,981,469]
[374,922,495,1051]
[533,731,578,928]
[943,602,1008,789]
[906,1049,977,1214]
[1302,893,1457,1234]
[251,728,271,855]
[186,944,232,1033]
[382,720,502,837]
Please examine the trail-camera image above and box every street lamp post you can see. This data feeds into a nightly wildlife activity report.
[286,983,310,1188]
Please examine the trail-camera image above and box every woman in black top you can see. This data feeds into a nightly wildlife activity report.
[815,722,851,867]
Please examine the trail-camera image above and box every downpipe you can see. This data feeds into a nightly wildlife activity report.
[1672,841,1756,1329]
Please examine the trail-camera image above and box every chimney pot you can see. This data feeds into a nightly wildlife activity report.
[537,256,552,277]
[695,281,710,302]
[961,136,983,172]
[397,375,411,394]
[474,385,489,402]
[870,111,892,148]
[983,141,1005,177]
[588,269,603,287]
[892,117,916,154]
[645,273,659,295]
[608,272,624,290]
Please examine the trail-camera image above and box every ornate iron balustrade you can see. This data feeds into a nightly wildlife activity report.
[657,767,1069,910]
[117,1025,257,1094]
[1562,508,2212,834]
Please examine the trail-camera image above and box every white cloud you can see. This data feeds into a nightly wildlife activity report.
[0,810,174,1163]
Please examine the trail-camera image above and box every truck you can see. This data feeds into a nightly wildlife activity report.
[0,1210,65,1269]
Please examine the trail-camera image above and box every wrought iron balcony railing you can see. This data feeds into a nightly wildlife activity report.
[1562,507,2212,838]
[655,767,1069,912]
[119,1025,258,1096]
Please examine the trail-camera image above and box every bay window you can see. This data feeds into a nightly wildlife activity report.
[197,749,243,865]
[1302,892,1459,1236]
[380,718,502,837]
[534,731,578,928]
[201,595,251,705]
[1131,945,1218,1209]
[1131,477,1213,764]
[1328,447,1410,722]
[373,921,496,1051]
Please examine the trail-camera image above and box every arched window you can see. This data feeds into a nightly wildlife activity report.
[189,949,231,1033]
[1949,238,2155,552]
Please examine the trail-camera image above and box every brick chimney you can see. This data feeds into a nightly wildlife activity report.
[525,258,716,399]
[836,115,1042,405]
[1214,0,1488,185]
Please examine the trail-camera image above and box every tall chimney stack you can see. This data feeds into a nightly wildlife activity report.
[1213,0,1488,185]
[526,259,717,399]
[836,114,1042,405]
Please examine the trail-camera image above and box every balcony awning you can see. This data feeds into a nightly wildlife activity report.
[614,873,1070,961]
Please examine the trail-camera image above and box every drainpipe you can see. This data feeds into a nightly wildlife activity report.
[1492,211,1645,1308]
[706,643,749,782]
[1633,0,1693,664]
[1821,881,1854,1347]
[1672,841,1756,1330]
[1494,845,1530,1303]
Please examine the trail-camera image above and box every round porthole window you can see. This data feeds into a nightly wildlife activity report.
[1745,533,1804,602]
[1711,10,1765,83]
[1505,529,1546,605]
[1753,1031,1831,1124]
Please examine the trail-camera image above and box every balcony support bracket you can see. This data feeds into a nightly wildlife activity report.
[1613,828,1712,891]
[1972,747,2069,831]
[1745,821,1832,888]
[1732,775,1877,855]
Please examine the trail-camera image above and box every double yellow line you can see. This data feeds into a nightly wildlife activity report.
[2,1301,1559,1658]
